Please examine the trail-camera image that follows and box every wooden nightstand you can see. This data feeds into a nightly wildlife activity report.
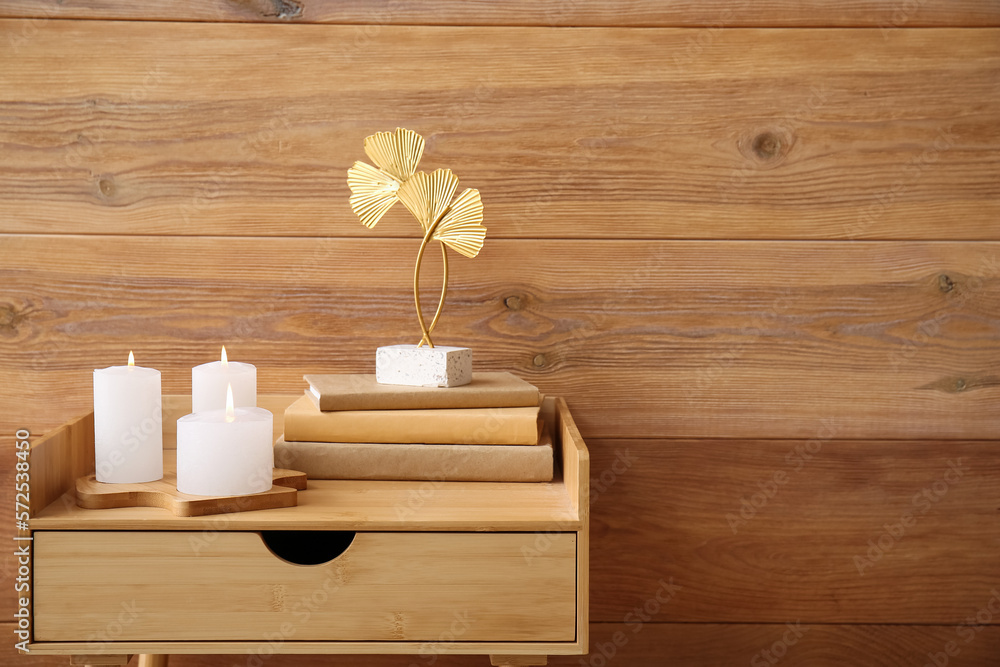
[25,396,589,667]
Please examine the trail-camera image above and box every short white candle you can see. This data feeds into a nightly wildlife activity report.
[192,346,256,413]
[176,386,273,497]
[93,351,163,484]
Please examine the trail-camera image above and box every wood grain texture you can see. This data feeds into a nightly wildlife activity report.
[32,642,585,658]
[29,399,582,532]
[1,22,998,240]
[0,9,996,663]
[26,411,95,517]
[0,0,998,27]
[557,397,591,648]
[587,439,1000,623]
[34,530,577,642]
[8,622,1000,666]
[32,467,579,531]
[74,460,307,516]
[12,437,998,626]
[2,237,997,441]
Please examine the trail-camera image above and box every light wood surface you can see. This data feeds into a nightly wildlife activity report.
[0,23,997,241]
[26,411,95,517]
[586,438,1000,623]
[25,400,588,659]
[557,399,590,650]
[75,459,307,517]
[34,530,577,642]
[35,475,579,531]
[30,398,581,531]
[29,641,587,658]
[0,1,997,26]
[4,237,997,441]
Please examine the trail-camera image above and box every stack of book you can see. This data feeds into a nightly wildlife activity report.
[275,372,552,482]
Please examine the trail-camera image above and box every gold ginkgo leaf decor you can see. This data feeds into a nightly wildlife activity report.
[347,128,424,229]
[347,128,487,348]
[434,188,485,259]
[396,169,459,233]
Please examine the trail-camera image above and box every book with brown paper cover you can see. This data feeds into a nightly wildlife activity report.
[274,428,554,482]
[283,394,542,445]
[304,371,539,411]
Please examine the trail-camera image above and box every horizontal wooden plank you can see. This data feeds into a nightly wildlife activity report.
[2,237,998,440]
[10,622,1000,666]
[0,1,998,27]
[1,22,997,240]
[588,439,1000,623]
[6,439,997,625]
[8,438,1000,629]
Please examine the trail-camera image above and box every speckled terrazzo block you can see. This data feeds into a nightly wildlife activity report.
[375,345,473,387]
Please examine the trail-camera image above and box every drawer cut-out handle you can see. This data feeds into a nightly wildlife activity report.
[261,531,356,565]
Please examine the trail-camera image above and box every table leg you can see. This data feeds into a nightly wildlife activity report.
[137,656,170,667]
[489,656,547,666]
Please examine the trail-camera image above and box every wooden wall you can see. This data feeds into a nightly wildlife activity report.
[1,2,998,665]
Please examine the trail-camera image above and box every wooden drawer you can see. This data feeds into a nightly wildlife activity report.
[34,530,577,643]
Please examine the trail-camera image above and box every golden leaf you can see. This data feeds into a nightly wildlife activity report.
[433,188,486,258]
[363,127,424,182]
[396,169,459,232]
[347,128,426,229]
[347,160,401,229]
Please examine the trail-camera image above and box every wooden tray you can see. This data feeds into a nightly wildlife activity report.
[76,466,307,517]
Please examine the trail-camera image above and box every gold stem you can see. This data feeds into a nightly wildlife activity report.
[425,242,448,340]
[413,226,436,348]
[413,211,451,348]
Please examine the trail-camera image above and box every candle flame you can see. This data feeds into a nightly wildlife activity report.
[225,383,235,423]
[221,345,228,367]
[127,351,135,367]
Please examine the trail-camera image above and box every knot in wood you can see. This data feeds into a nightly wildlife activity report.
[271,0,303,19]
[954,378,967,392]
[0,305,22,333]
[938,274,955,292]
[237,0,303,19]
[532,354,547,368]
[752,132,782,161]
[504,295,523,311]
[98,176,115,197]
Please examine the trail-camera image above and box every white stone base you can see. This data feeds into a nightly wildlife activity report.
[375,344,472,387]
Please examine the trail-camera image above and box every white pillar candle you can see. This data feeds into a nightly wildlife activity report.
[93,351,163,484]
[192,346,256,413]
[176,387,273,496]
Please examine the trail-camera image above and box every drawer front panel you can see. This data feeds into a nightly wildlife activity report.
[34,531,576,642]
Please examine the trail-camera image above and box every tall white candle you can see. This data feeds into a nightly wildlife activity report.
[192,346,256,413]
[93,351,163,484]
[177,386,273,497]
